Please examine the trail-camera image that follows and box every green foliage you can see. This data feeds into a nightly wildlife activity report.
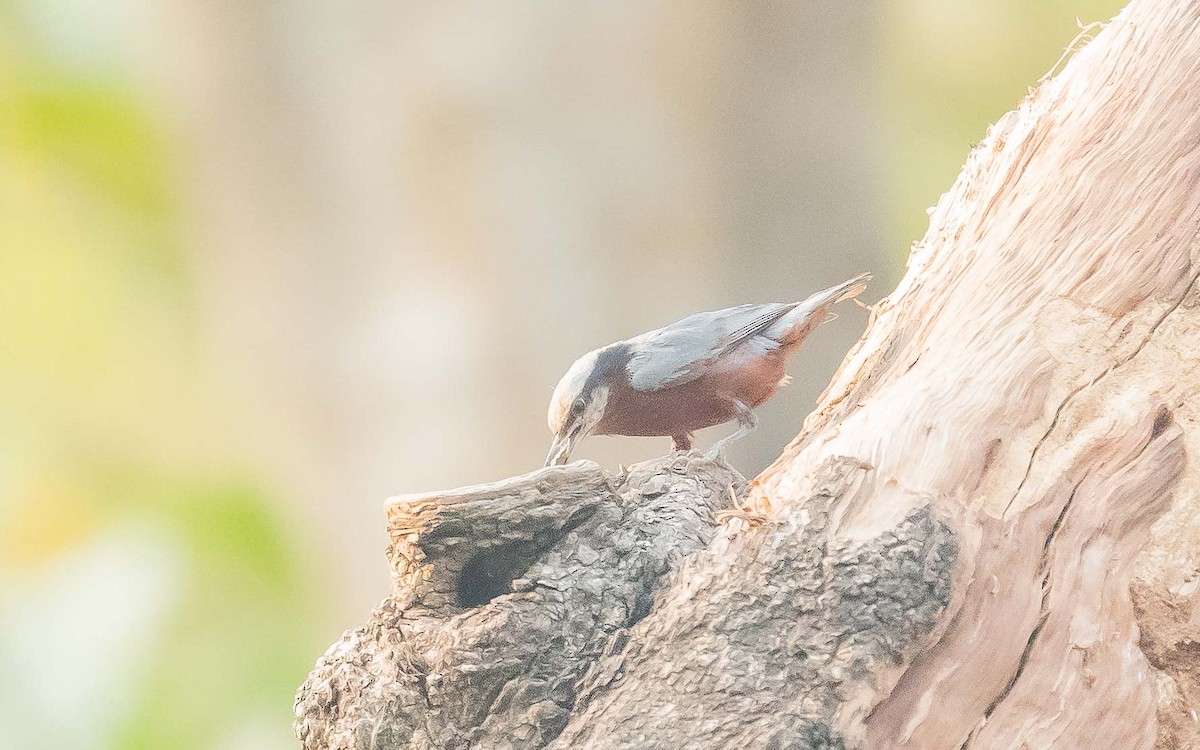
[0,8,325,749]
[113,477,319,750]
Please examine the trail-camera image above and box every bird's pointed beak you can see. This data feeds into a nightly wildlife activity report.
[545,431,574,467]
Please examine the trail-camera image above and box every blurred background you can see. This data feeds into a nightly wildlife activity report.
[0,1,1124,748]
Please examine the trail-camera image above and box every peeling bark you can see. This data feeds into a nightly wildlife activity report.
[296,0,1200,747]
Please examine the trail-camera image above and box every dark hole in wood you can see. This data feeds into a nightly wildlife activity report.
[451,505,600,608]
[457,547,526,608]
[1151,406,1173,439]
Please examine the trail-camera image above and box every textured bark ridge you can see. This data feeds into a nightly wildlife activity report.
[294,455,744,749]
[297,0,1200,746]
[553,457,957,749]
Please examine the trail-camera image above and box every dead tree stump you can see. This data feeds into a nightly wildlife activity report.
[297,0,1200,746]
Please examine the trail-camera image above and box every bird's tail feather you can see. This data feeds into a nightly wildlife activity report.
[767,272,872,346]
[801,272,871,310]
[827,272,872,304]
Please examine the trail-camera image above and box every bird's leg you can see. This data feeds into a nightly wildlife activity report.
[672,432,694,451]
[705,398,758,460]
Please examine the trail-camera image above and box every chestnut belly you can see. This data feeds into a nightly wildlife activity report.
[596,349,787,437]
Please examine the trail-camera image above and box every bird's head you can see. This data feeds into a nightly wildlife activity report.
[545,349,612,466]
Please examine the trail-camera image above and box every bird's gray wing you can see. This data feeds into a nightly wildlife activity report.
[624,302,796,391]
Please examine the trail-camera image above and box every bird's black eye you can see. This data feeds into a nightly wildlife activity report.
[571,398,586,416]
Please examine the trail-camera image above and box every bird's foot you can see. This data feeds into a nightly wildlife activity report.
[704,398,757,462]
[704,440,730,463]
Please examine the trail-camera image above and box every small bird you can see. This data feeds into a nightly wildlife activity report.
[545,273,871,466]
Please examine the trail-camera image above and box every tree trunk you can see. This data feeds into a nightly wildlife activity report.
[294,0,1200,747]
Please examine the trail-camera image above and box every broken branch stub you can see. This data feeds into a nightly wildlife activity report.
[294,454,742,750]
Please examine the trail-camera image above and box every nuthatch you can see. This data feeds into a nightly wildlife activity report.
[545,273,871,466]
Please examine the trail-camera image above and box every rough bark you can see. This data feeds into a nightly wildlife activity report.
[295,456,743,749]
[296,0,1200,747]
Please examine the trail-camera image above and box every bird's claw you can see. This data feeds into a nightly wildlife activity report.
[704,441,729,463]
[668,451,693,474]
